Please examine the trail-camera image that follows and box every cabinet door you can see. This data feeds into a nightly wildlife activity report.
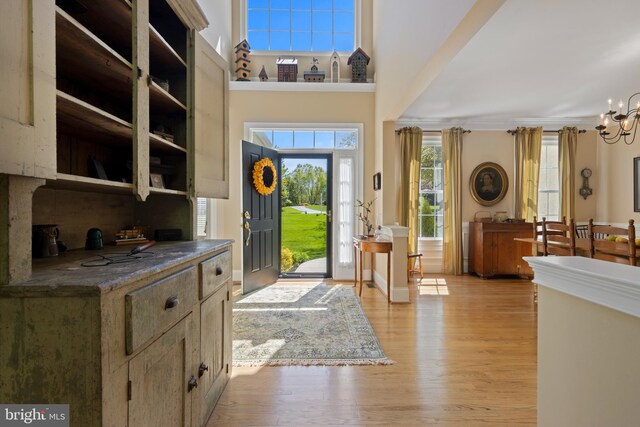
[129,313,198,427]
[191,31,229,199]
[199,281,232,424]
[0,1,56,179]
[495,232,521,275]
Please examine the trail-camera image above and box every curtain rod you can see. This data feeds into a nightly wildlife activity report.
[394,129,471,134]
[506,129,587,135]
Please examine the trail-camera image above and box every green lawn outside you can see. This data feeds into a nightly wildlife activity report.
[281,206,327,261]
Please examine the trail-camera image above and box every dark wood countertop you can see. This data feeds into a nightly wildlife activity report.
[0,240,233,296]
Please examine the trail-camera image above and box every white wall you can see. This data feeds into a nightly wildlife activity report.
[199,0,233,58]
[220,89,376,276]
[596,134,640,225]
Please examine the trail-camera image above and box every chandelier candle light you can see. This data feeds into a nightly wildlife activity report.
[596,93,640,144]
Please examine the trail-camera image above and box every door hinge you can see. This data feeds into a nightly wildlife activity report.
[226,363,229,374]
[127,380,132,401]
[227,290,230,301]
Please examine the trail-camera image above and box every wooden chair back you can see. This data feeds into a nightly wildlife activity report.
[543,218,576,256]
[588,219,637,266]
[532,216,566,255]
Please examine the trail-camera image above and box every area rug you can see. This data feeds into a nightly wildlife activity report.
[232,283,394,366]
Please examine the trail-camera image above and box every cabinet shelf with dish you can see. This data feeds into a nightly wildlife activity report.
[56,91,133,184]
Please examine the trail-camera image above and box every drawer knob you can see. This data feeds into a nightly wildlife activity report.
[216,267,223,276]
[188,375,198,392]
[198,362,209,377]
[164,296,179,310]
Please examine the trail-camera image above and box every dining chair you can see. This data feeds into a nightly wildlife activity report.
[588,219,637,266]
[532,216,566,256]
[543,218,576,256]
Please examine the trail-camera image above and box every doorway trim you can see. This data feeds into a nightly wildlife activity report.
[243,122,364,280]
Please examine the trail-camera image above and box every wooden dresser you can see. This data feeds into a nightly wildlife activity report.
[0,240,233,426]
[468,222,534,279]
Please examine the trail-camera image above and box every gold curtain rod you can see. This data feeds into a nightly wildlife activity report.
[506,129,587,135]
[394,129,472,135]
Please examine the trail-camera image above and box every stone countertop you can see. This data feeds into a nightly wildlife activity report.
[0,240,233,296]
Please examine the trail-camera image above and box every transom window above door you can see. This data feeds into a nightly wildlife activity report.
[251,128,357,149]
[245,0,357,52]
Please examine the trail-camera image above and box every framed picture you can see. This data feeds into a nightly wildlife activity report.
[149,173,165,189]
[373,172,381,191]
[469,162,508,206]
[634,157,640,212]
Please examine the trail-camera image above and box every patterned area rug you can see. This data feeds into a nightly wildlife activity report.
[233,283,394,366]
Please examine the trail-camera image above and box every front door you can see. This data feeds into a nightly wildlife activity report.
[242,140,280,294]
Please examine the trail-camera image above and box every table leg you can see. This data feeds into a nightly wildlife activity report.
[353,245,357,287]
[387,252,391,303]
[359,249,364,296]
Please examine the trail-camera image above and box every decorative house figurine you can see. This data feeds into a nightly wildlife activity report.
[276,57,298,82]
[234,39,251,81]
[303,58,325,82]
[330,50,340,83]
[259,65,268,82]
[348,47,370,83]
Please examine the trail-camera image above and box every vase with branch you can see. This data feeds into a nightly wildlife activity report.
[355,199,375,237]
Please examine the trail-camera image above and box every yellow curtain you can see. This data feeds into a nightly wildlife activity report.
[559,127,577,220]
[398,127,422,254]
[514,127,542,222]
[442,128,464,275]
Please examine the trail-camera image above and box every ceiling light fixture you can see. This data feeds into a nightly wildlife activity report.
[596,93,640,144]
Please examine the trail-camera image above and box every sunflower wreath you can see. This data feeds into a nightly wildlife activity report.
[252,157,277,196]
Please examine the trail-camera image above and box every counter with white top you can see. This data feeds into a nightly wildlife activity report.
[525,256,640,427]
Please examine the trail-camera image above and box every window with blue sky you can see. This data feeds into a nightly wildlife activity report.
[247,0,355,52]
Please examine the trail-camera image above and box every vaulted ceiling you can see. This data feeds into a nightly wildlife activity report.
[374,0,640,129]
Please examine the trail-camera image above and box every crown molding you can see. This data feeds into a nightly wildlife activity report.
[395,117,599,131]
[525,256,640,319]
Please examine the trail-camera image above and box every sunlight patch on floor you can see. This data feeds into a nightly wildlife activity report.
[417,277,449,295]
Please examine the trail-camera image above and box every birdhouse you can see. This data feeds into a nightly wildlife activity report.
[330,51,340,83]
[347,47,370,83]
[259,66,268,82]
[303,58,325,82]
[234,39,251,81]
[276,57,298,82]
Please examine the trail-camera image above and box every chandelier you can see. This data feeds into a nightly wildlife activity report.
[596,93,640,144]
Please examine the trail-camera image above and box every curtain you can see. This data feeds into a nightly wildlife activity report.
[514,127,542,222]
[442,127,464,275]
[397,127,422,254]
[559,127,577,220]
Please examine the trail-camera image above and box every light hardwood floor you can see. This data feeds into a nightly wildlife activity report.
[207,275,537,426]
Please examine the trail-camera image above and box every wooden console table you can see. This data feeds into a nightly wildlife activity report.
[353,236,392,302]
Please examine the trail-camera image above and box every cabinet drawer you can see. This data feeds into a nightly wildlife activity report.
[200,250,232,298]
[125,267,197,354]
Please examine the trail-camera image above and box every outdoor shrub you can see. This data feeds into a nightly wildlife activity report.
[292,251,310,265]
[281,247,293,272]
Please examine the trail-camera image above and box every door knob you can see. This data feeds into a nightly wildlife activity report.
[199,362,209,377]
[187,376,198,392]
